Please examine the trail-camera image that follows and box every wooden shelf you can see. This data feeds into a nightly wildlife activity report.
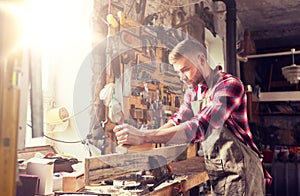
[258,95,300,116]
[259,112,300,116]
[259,91,300,102]
[247,91,300,120]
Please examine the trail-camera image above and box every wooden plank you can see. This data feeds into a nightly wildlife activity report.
[17,145,56,160]
[88,167,131,182]
[85,144,189,184]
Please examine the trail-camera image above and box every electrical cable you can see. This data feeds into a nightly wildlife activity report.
[43,134,83,144]
[26,123,84,144]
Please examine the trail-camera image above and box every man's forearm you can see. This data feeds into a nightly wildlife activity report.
[144,123,189,144]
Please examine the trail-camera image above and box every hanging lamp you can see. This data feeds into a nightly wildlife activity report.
[282,48,300,84]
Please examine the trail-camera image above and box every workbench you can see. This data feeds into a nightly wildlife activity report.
[81,156,209,195]
[144,156,209,195]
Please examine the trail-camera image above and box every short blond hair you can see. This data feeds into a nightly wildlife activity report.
[168,39,207,64]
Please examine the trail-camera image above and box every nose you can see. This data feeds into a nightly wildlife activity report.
[179,72,188,81]
[178,72,183,80]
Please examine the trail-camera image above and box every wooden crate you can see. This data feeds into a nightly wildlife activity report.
[62,172,85,192]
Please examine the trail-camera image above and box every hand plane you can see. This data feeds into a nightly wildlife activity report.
[140,155,175,194]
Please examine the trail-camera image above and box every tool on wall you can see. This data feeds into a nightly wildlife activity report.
[119,25,182,56]
[99,82,124,125]
[86,118,109,155]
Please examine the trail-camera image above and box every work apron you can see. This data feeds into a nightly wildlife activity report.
[191,89,265,196]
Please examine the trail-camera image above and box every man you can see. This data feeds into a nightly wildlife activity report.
[113,39,270,195]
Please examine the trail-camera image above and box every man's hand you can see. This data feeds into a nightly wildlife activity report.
[113,124,145,145]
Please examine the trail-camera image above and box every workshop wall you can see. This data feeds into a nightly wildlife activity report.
[36,0,229,158]
[42,0,95,160]
[88,0,227,154]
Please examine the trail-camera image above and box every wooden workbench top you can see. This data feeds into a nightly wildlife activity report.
[171,156,207,176]
[149,156,209,195]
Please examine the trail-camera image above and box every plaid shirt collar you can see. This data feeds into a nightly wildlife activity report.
[194,68,220,96]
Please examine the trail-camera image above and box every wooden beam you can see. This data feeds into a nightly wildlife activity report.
[85,144,189,185]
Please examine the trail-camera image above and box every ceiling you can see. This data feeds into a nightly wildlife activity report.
[235,0,300,51]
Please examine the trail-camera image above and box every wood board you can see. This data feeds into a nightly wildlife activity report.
[85,144,190,185]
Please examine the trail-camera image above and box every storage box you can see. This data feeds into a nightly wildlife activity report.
[26,157,55,195]
[16,174,38,196]
[62,171,84,192]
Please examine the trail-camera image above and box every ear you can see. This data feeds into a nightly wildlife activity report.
[197,53,206,66]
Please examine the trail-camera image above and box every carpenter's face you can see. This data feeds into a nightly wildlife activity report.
[173,57,203,88]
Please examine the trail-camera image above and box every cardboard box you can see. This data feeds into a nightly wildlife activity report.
[26,157,55,195]
[62,171,84,192]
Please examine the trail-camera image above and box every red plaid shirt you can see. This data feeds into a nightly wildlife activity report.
[169,69,261,157]
[169,68,272,184]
